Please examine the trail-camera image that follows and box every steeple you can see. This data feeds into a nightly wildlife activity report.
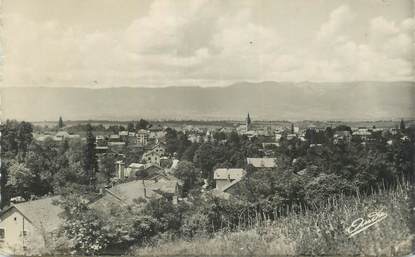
[246,113,252,131]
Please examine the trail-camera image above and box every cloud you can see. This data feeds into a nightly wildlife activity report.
[2,2,414,87]
[316,5,355,44]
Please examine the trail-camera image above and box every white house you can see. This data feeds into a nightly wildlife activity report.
[142,150,161,165]
[0,196,63,255]
[137,129,150,146]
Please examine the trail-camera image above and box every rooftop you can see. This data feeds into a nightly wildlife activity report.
[247,158,277,168]
[213,168,246,180]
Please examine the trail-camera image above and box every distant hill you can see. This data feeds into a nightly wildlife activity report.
[1,81,414,121]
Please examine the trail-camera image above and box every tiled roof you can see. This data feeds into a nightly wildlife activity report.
[92,177,179,207]
[246,158,277,168]
[129,163,145,169]
[213,168,246,180]
[9,196,63,233]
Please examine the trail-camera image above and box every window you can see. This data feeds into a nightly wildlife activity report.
[14,217,17,221]
[0,228,5,240]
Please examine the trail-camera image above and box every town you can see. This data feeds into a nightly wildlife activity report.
[0,114,413,255]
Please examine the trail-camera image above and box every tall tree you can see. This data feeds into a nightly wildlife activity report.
[400,118,406,131]
[83,124,98,187]
[58,116,64,128]
[127,122,135,132]
[16,121,33,161]
[136,119,150,130]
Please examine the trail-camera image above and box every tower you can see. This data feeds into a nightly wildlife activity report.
[246,113,252,131]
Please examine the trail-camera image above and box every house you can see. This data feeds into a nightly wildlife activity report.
[213,168,246,191]
[142,150,161,165]
[145,143,166,156]
[188,134,202,143]
[352,128,372,140]
[0,196,63,255]
[90,177,180,211]
[126,163,146,178]
[115,161,149,179]
[119,130,129,138]
[211,179,243,199]
[262,142,279,149]
[32,133,55,142]
[137,129,150,146]
[95,146,109,154]
[109,134,122,142]
[55,131,70,140]
[149,126,166,139]
[140,164,166,179]
[287,133,297,140]
[119,131,138,145]
[333,131,352,144]
[247,158,277,169]
[96,135,107,146]
[108,141,126,147]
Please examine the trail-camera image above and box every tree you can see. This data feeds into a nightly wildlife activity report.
[6,160,34,199]
[165,128,191,158]
[24,141,57,196]
[173,161,202,195]
[16,121,34,161]
[83,124,98,188]
[400,119,406,131]
[127,122,135,132]
[97,153,117,184]
[58,194,109,255]
[136,119,150,130]
[58,116,64,129]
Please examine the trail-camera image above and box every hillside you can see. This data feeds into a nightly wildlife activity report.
[1,81,414,121]
[133,183,412,256]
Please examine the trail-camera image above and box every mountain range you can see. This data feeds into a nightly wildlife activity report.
[1,81,414,121]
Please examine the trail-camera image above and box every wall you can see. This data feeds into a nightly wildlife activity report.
[0,208,46,255]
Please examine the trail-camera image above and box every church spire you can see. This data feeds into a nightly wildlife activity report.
[246,113,252,131]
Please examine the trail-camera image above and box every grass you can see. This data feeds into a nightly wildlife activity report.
[132,182,413,256]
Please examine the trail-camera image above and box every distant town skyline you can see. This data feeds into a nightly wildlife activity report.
[1,0,413,88]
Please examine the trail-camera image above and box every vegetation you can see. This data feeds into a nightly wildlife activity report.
[134,181,412,256]
[1,118,414,255]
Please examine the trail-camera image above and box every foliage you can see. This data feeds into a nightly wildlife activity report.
[58,116,64,128]
[165,128,191,158]
[134,182,411,256]
[173,161,202,195]
[83,124,98,187]
[58,194,110,255]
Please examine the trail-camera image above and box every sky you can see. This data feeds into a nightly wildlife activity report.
[1,0,414,88]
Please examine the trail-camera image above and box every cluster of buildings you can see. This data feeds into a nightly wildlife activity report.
[33,131,81,142]
[0,171,181,255]
[3,115,410,255]
[211,157,277,199]
[0,152,278,255]
[96,127,166,152]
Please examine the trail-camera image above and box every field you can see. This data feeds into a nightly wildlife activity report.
[133,182,413,256]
